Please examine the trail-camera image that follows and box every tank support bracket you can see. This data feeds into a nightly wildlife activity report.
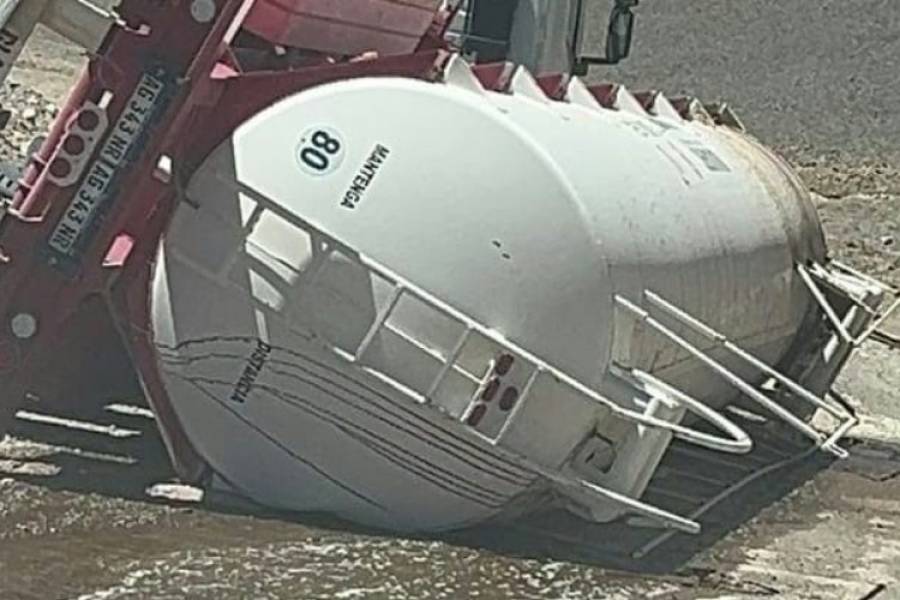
[799,261,900,349]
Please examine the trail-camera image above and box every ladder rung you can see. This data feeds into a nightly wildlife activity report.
[425,326,474,400]
[232,178,752,456]
[354,285,404,362]
[381,322,482,386]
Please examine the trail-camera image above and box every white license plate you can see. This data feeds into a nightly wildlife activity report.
[48,72,166,257]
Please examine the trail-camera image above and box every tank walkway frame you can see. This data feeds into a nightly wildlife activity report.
[225,177,757,534]
[219,171,891,539]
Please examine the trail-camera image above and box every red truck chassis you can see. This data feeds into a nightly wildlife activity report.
[0,0,453,479]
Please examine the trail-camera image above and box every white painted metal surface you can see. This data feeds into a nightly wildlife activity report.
[449,0,583,73]
[149,57,838,531]
[506,0,581,73]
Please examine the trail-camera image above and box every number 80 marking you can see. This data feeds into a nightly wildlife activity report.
[297,127,345,176]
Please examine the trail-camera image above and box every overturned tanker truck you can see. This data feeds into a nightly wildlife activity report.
[0,0,897,536]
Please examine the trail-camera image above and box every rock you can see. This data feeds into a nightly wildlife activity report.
[21,107,37,121]
[145,482,204,503]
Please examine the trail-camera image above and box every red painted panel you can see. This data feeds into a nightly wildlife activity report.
[245,0,442,56]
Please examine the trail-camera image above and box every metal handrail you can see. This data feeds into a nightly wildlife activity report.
[617,290,858,458]
[800,262,900,349]
[175,176,763,533]
[232,179,752,458]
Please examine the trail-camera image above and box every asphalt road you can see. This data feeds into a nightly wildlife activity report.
[592,0,900,162]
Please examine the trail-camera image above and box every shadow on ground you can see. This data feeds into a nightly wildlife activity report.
[1,395,834,576]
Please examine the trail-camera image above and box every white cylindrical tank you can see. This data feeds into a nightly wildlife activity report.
[149,59,825,531]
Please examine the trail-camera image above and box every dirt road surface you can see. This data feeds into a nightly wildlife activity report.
[1,2,899,599]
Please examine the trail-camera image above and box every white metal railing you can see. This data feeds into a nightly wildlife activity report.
[232,181,750,456]
[229,179,757,533]
[799,261,900,349]
[615,290,859,458]
[350,282,754,455]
